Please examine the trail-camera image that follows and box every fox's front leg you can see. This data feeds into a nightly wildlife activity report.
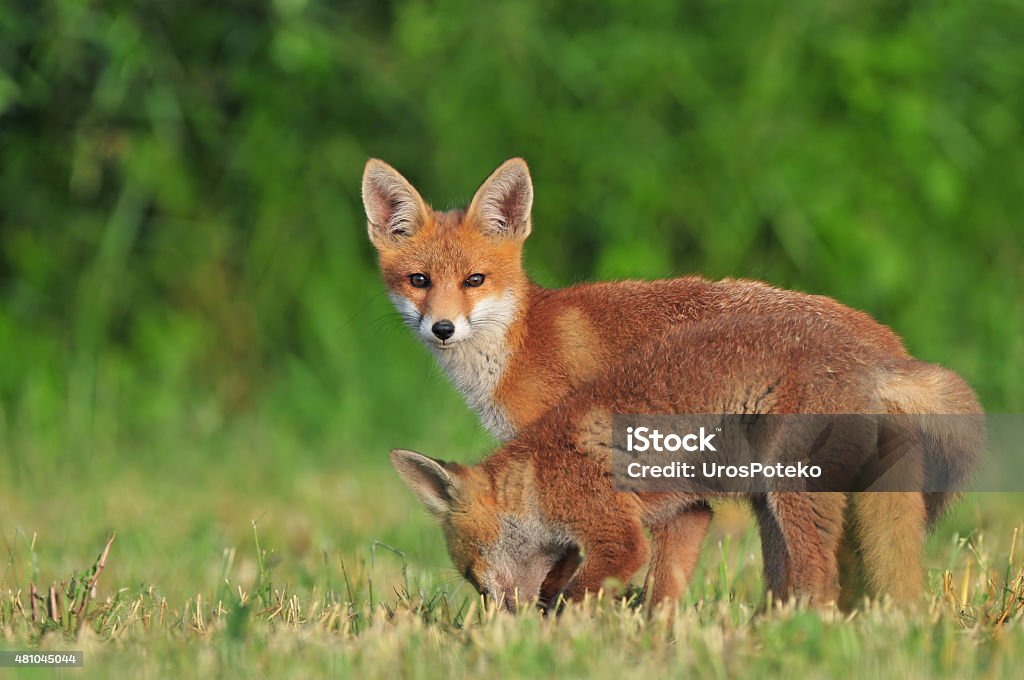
[645,503,713,608]
[560,519,649,602]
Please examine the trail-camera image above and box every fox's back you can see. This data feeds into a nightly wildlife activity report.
[526,276,906,363]
[512,313,900,459]
[603,312,893,415]
[503,280,905,426]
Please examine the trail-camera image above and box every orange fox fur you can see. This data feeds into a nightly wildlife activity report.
[365,158,982,608]
[392,315,982,611]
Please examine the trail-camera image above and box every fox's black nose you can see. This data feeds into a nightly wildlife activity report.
[431,320,455,341]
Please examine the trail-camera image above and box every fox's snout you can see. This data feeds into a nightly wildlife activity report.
[431,319,455,341]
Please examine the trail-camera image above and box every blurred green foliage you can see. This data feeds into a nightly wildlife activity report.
[0,0,1021,476]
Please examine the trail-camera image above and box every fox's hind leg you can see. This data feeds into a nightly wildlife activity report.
[765,492,847,605]
[836,503,868,611]
[850,492,926,603]
[645,503,713,608]
[752,495,791,604]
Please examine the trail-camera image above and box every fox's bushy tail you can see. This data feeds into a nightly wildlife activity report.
[875,360,985,524]
[841,361,983,604]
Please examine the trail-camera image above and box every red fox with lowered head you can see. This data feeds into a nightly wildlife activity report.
[363,158,982,607]
[390,314,982,611]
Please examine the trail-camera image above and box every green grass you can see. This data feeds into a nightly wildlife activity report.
[0,291,1019,679]
[1,2,1022,677]
[2,436,1023,679]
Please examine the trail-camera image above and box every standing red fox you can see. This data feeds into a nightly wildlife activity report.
[362,158,982,606]
[390,315,982,611]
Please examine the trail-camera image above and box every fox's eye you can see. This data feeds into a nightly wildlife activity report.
[464,273,485,288]
[409,273,430,288]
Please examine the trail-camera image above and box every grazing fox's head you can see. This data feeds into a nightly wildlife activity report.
[390,449,581,612]
[362,159,533,349]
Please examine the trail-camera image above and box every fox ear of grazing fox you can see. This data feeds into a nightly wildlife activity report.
[362,159,429,249]
[390,449,460,517]
[467,158,533,241]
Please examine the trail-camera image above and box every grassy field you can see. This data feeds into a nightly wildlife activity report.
[2,425,1023,679]
[2,1,1023,677]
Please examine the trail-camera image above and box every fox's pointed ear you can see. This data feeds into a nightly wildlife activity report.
[466,158,533,241]
[390,449,461,517]
[362,159,430,250]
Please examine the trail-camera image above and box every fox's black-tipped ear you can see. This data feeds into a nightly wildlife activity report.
[362,159,429,249]
[390,449,460,517]
[467,158,533,242]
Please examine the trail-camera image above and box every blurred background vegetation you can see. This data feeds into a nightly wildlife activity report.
[0,1,1021,574]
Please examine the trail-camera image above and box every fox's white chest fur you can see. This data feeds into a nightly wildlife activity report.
[391,290,520,440]
[432,338,514,439]
[429,292,519,440]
